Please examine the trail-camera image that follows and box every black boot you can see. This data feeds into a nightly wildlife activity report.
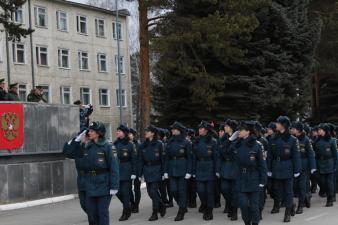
[167,200,174,208]
[245,221,251,225]
[203,208,213,221]
[230,207,238,221]
[149,209,159,221]
[198,204,207,213]
[131,204,139,213]
[326,197,333,207]
[174,208,186,221]
[305,196,311,208]
[290,203,296,216]
[296,205,303,214]
[119,208,131,221]
[283,208,291,223]
[271,201,280,214]
[252,223,258,225]
[159,202,167,217]
[223,201,230,213]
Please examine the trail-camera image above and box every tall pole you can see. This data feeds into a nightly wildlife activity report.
[115,0,123,124]
[5,31,11,84]
[28,0,35,88]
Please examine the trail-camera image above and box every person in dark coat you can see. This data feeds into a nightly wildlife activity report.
[0,78,8,101]
[186,128,198,208]
[114,124,137,221]
[234,121,267,225]
[74,100,93,132]
[27,86,47,103]
[267,116,301,222]
[7,83,20,101]
[193,121,219,221]
[129,128,141,213]
[164,121,192,221]
[314,123,337,207]
[139,125,167,221]
[290,122,316,214]
[63,122,119,225]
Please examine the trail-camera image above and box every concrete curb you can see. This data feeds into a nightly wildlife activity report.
[0,194,77,211]
[0,182,147,211]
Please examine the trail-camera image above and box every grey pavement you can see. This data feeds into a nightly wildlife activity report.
[1,189,337,225]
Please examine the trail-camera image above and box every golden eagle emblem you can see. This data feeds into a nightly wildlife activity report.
[1,112,20,141]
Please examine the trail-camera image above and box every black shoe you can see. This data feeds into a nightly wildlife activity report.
[160,203,166,217]
[319,190,327,198]
[305,197,311,208]
[149,210,159,221]
[290,204,296,216]
[131,205,139,213]
[252,223,258,225]
[223,202,230,213]
[283,208,291,223]
[199,204,207,213]
[326,197,333,207]
[296,206,303,214]
[119,208,131,221]
[174,208,186,221]
[230,208,238,221]
[271,201,280,214]
[203,208,213,221]
[245,221,251,225]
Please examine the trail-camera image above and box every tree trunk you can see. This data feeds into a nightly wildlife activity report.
[138,0,151,139]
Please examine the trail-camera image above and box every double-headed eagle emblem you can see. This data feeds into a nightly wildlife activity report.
[1,112,20,141]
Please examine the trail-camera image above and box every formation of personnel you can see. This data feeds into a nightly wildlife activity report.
[0,78,47,103]
[63,116,338,225]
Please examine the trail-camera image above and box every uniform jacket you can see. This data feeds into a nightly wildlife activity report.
[114,137,137,181]
[297,134,316,172]
[218,134,239,179]
[0,88,7,101]
[7,91,20,101]
[314,136,337,174]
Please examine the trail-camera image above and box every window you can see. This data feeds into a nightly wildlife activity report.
[76,15,87,34]
[116,89,127,107]
[78,51,89,70]
[95,19,105,37]
[18,84,27,101]
[98,53,107,72]
[113,22,122,40]
[36,46,48,66]
[99,89,109,106]
[12,6,23,24]
[114,55,124,74]
[12,43,25,64]
[39,85,50,103]
[56,10,68,32]
[60,86,72,104]
[80,87,91,105]
[34,6,47,27]
[58,48,70,69]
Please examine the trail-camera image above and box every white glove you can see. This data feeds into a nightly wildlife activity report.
[131,175,136,180]
[110,189,118,195]
[67,139,73,145]
[267,172,272,177]
[138,177,142,181]
[192,175,196,178]
[185,173,191,179]
[75,130,87,142]
[216,173,220,178]
[294,173,300,178]
[311,169,317,174]
[163,173,169,179]
[259,184,265,188]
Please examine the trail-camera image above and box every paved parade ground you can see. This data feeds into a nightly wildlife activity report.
[1,189,337,225]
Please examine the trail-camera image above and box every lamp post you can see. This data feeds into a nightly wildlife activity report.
[115,0,123,125]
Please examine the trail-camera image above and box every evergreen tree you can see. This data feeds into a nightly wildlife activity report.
[0,0,34,41]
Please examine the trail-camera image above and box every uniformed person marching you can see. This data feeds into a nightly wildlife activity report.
[219,119,239,220]
[7,83,20,101]
[234,121,267,225]
[0,78,8,101]
[139,125,167,221]
[128,128,141,213]
[290,122,316,214]
[164,122,193,221]
[193,121,219,221]
[114,124,137,221]
[313,123,337,207]
[64,122,119,225]
[186,128,198,208]
[267,116,301,222]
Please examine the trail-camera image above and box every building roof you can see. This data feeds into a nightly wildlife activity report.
[54,0,130,17]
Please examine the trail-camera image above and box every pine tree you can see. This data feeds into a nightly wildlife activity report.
[0,0,34,41]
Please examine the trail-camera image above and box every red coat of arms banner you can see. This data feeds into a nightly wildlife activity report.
[0,104,24,150]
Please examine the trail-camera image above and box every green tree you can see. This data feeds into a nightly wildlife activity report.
[0,0,33,41]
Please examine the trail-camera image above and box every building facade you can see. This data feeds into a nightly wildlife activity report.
[0,0,133,141]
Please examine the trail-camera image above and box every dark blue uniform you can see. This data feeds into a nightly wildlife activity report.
[65,138,119,225]
[192,135,219,218]
[164,134,192,209]
[139,138,165,212]
[218,134,239,219]
[295,134,316,211]
[114,137,137,213]
[130,140,141,212]
[314,136,337,205]
[234,136,267,225]
[267,132,301,215]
